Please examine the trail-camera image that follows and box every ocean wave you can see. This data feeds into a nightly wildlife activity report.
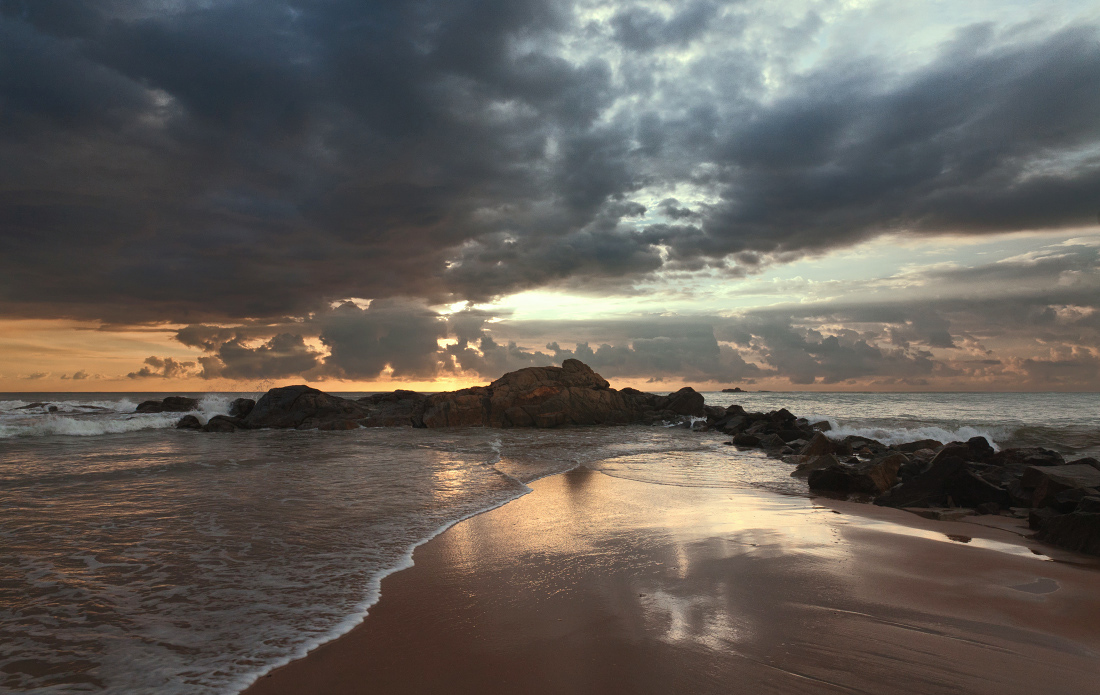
[822,422,1013,450]
[0,396,237,439]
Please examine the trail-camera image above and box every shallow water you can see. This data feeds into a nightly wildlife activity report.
[0,390,1097,693]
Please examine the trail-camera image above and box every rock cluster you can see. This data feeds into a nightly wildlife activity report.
[720,409,1100,556]
[173,359,707,433]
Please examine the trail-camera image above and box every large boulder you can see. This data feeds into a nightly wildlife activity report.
[416,359,695,428]
[357,390,428,427]
[229,398,256,418]
[176,415,203,430]
[808,454,903,495]
[242,385,367,430]
[136,396,199,413]
[800,432,834,457]
[1024,464,1100,508]
[990,447,1065,468]
[1035,513,1100,555]
[203,415,243,433]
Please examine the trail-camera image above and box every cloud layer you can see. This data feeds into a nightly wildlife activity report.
[1,1,1098,325]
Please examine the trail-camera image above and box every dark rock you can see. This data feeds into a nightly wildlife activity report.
[732,433,761,447]
[357,390,428,427]
[1036,512,1100,555]
[661,387,706,417]
[1028,506,1062,531]
[976,502,1001,515]
[243,385,368,430]
[990,447,1065,468]
[1077,496,1100,514]
[47,405,58,413]
[229,398,256,418]
[176,415,203,430]
[417,360,700,428]
[759,433,787,449]
[965,436,995,462]
[791,454,839,478]
[839,436,888,456]
[808,455,902,496]
[136,396,199,413]
[1025,465,1100,508]
[1068,457,1100,471]
[874,454,967,508]
[905,507,976,522]
[1053,487,1099,513]
[800,432,834,457]
[893,439,943,453]
[777,428,811,443]
[811,420,832,432]
[203,415,243,433]
[721,387,744,393]
[16,402,49,409]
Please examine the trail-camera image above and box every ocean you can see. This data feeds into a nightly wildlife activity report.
[1,391,1098,693]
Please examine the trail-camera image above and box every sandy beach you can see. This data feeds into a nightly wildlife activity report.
[243,467,1100,695]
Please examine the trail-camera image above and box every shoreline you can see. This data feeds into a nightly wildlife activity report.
[241,467,1100,695]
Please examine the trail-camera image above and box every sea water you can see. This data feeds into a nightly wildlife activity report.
[1,391,1097,693]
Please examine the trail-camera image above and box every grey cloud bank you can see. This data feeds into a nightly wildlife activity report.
[2,0,1098,387]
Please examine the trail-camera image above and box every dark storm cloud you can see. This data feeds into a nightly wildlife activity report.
[1,1,1098,324]
[319,299,448,379]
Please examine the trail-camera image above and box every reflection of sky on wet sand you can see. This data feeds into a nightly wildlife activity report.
[441,466,1075,665]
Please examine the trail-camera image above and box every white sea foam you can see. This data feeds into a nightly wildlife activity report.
[822,422,1011,450]
[0,395,238,439]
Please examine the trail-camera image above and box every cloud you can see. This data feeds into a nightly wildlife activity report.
[59,370,90,380]
[126,356,196,379]
[0,3,1095,324]
[199,333,324,380]
[319,299,448,380]
[20,371,50,380]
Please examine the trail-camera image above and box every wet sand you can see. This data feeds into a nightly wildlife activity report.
[244,467,1100,695]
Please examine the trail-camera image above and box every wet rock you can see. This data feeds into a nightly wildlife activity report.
[811,420,832,432]
[1053,488,1100,513]
[203,415,243,433]
[759,433,786,449]
[1035,512,1100,555]
[809,453,904,496]
[1068,457,1100,471]
[357,390,428,427]
[660,387,706,416]
[136,396,199,413]
[1028,506,1062,531]
[16,402,49,409]
[990,447,1065,468]
[791,454,839,478]
[732,432,761,447]
[417,360,700,428]
[964,436,995,462]
[800,432,834,457]
[229,398,256,418]
[893,439,944,453]
[1025,464,1100,508]
[243,385,367,430]
[874,454,967,508]
[176,415,203,430]
[1077,496,1100,514]
[840,435,887,456]
[47,405,58,413]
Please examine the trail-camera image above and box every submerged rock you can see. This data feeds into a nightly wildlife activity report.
[229,398,256,418]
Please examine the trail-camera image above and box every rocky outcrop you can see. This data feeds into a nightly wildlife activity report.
[229,398,256,418]
[194,360,706,432]
[136,396,199,413]
[176,414,203,430]
[418,359,704,428]
[242,385,368,430]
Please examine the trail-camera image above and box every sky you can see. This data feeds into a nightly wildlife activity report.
[1,0,1099,392]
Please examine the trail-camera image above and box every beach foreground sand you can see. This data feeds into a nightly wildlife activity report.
[244,467,1100,695]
